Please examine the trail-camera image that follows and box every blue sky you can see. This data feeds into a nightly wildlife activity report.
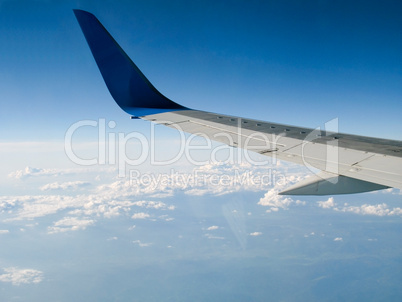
[0,1,401,301]
[1,0,401,139]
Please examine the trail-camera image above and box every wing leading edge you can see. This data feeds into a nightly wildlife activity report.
[74,10,402,195]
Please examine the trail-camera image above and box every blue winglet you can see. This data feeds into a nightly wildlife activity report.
[73,9,188,117]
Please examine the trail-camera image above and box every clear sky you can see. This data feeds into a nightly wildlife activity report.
[0,1,401,301]
[1,0,401,139]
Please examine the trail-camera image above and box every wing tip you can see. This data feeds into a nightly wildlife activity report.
[74,9,189,117]
[73,9,92,16]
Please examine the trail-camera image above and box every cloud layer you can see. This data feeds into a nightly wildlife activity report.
[317,197,402,217]
[0,267,43,285]
[2,163,400,239]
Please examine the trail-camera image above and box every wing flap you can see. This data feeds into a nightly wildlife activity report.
[278,171,389,195]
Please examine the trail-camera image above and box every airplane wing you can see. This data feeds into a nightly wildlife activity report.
[73,9,402,195]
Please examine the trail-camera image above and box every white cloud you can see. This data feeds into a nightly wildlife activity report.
[316,197,402,217]
[5,165,271,226]
[133,240,152,247]
[2,162,303,225]
[249,232,262,236]
[334,237,343,242]
[255,168,308,213]
[131,212,150,220]
[159,214,174,222]
[258,189,293,209]
[132,200,175,210]
[40,181,90,191]
[1,195,83,221]
[0,184,177,234]
[8,166,67,179]
[369,188,396,194]
[0,230,9,234]
[206,225,219,231]
[204,234,225,240]
[336,203,402,217]
[304,232,317,238]
[258,188,305,212]
[8,166,114,180]
[389,208,402,215]
[0,191,176,224]
[0,267,43,285]
[48,217,95,234]
[317,197,335,209]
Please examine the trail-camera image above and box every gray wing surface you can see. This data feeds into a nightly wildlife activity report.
[74,9,402,195]
[143,110,401,194]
